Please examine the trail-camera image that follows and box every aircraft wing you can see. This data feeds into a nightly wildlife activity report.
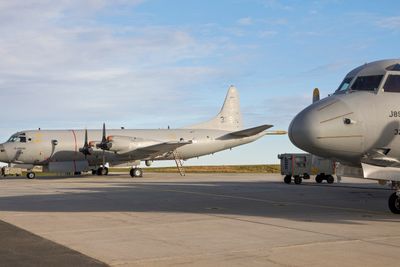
[132,140,192,159]
[218,124,273,139]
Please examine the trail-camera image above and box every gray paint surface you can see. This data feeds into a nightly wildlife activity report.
[289,59,400,178]
[0,173,398,266]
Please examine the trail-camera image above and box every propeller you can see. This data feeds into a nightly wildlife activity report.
[96,123,112,167]
[312,88,320,103]
[79,128,93,159]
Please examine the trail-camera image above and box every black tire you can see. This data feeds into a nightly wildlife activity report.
[130,168,143,178]
[388,193,400,214]
[27,172,36,179]
[315,175,323,183]
[96,167,103,176]
[327,175,334,184]
[284,175,291,184]
[91,169,96,175]
[101,167,108,176]
[294,176,302,185]
[134,168,143,177]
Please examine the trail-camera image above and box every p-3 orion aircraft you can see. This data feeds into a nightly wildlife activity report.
[0,86,285,179]
[289,59,400,214]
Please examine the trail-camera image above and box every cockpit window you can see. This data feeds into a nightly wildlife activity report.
[336,77,353,92]
[384,75,400,93]
[351,75,384,91]
[7,134,27,143]
[386,64,400,71]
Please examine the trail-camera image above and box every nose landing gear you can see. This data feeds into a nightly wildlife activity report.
[389,183,400,214]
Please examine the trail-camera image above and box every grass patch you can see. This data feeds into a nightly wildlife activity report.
[112,164,280,174]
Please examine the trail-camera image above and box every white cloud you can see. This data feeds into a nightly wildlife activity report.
[258,30,278,38]
[376,16,400,30]
[237,17,253,26]
[0,1,233,136]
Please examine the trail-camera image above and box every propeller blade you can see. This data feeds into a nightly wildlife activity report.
[84,128,88,146]
[79,128,92,159]
[102,123,106,143]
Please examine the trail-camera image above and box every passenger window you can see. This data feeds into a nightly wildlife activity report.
[351,75,384,91]
[20,137,26,143]
[384,75,400,92]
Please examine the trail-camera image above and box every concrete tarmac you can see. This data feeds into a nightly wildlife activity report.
[0,173,399,266]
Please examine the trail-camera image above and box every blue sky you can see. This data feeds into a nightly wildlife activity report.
[0,0,399,166]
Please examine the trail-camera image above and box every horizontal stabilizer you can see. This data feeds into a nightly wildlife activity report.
[218,124,273,140]
[230,124,273,137]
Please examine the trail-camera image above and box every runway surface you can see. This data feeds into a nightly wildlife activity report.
[0,173,399,266]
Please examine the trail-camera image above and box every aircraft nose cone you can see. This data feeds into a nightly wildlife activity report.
[0,144,9,163]
[289,107,319,153]
[289,97,364,160]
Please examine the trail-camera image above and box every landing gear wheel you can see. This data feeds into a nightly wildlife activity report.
[130,168,143,178]
[315,175,323,183]
[284,175,291,184]
[388,193,400,214]
[27,172,36,179]
[326,175,334,184]
[294,176,302,185]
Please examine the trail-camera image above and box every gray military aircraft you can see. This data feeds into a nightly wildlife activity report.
[289,59,400,214]
[0,86,284,179]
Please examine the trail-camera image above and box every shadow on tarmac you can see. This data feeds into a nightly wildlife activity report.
[0,176,399,224]
[0,220,108,267]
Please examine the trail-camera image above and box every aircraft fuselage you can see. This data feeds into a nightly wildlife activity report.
[0,128,263,166]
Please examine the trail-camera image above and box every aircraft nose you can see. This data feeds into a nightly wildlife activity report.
[0,144,9,163]
[289,97,363,159]
[289,107,319,153]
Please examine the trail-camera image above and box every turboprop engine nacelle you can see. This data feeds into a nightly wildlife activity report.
[106,136,158,154]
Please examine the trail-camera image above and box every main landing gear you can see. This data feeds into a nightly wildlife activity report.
[26,172,36,179]
[93,167,109,176]
[130,168,143,178]
[389,182,400,214]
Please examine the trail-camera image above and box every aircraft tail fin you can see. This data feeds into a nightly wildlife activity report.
[187,86,243,131]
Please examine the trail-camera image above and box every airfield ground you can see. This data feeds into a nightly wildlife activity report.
[0,173,399,266]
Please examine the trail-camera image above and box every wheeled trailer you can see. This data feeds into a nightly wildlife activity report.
[278,153,311,184]
[278,153,336,184]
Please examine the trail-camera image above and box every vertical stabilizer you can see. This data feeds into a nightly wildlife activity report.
[186,86,243,131]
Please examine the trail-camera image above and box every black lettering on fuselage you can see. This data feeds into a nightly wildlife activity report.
[389,110,400,117]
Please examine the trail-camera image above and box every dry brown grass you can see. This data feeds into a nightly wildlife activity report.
[112,164,280,174]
